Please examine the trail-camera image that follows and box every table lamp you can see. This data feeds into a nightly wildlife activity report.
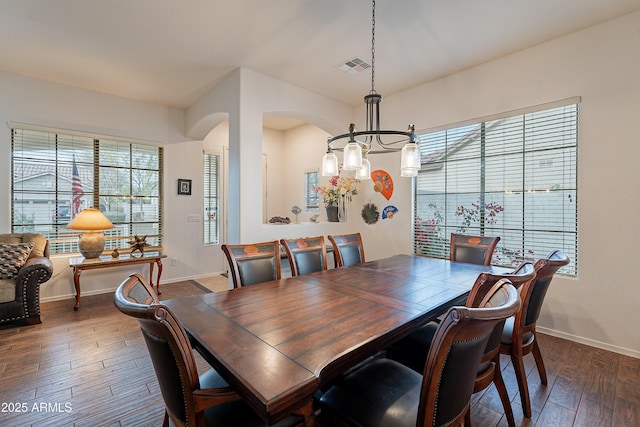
[67,208,114,259]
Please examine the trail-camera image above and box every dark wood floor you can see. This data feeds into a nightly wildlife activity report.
[0,280,638,426]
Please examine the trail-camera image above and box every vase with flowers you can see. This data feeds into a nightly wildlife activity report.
[314,174,359,222]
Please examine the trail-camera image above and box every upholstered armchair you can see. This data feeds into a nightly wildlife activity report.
[0,233,53,326]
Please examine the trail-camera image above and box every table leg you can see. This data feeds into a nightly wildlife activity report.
[73,268,81,310]
[294,401,315,427]
[155,258,163,295]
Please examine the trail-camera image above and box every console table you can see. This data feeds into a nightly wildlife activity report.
[69,252,167,310]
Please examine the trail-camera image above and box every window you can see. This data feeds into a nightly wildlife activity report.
[414,101,578,275]
[11,126,163,255]
[305,169,319,211]
[204,151,221,244]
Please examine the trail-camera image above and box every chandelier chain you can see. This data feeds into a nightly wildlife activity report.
[370,0,376,94]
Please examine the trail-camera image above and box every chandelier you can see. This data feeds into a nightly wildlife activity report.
[322,0,420,179]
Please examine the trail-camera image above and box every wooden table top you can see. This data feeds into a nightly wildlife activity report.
[164,254,511,424]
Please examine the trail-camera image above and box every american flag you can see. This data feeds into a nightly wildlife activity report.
[71,157,84,218]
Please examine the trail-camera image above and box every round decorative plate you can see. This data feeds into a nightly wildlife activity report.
[361,203,380,224]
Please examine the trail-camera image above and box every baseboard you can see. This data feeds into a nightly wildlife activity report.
[537,326,640,359]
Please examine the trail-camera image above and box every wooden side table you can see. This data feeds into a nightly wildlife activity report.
[69,252,167,310]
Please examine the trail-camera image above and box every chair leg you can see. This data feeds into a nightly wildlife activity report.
[531,338,548,385]
[163,410,170,427]
[464,406,471,426]
[492,357,515,427]
[510,348,532,418]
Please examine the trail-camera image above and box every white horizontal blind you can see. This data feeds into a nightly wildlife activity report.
[204,152,220,244]
[305,170,319,211]
[414,103,578,275]
[11,127,163,255]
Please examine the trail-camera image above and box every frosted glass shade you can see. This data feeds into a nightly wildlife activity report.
[322,151,339,176]
[342,142,362,171]
[355,157,371,180]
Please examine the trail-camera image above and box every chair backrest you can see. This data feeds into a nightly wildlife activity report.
[114,273,202,426]
[221,240,281,288]
[328,233,365,267]
[466,263,536,364]
[280,236,327,276]
[450,233,501,266]
[417,280,521,426]
[522,250,570,329]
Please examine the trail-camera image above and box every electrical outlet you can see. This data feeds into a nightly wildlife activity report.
[187,214,201,222]
[172,258,178,266]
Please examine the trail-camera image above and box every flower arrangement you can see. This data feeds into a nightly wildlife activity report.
[314,175,359,207]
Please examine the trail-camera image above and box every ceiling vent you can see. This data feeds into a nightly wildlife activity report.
[337,57,371,76]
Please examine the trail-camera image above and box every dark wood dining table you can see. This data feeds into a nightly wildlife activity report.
[163,254,511,425]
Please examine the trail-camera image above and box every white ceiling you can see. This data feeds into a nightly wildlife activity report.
[1,0,639,118]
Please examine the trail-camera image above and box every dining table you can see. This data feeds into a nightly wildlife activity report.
[163,254,512,426]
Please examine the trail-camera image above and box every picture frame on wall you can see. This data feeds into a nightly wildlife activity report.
[178,179,192,195]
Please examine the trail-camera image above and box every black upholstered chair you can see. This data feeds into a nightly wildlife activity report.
[318,279,521,427]
[387,262,536,427]
[114,273,303,427]
[280,236,327,276]
[221,241,281,288]
[0,233,53,326]
[328,233,365,268]
[450,233,501,265]
[500,250,570,419]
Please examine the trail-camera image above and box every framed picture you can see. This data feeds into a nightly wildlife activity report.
[178,179,192,195]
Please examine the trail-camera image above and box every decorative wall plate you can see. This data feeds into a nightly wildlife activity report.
[382,205,398,219]
[371,169,393,200]
[361,203,380,224]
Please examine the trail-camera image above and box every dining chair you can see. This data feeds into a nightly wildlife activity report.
[450,233,501,265]
[328,232,365,267]
[221,240,281,288]
[387,262,536,427]
[318,279,521,427]
[114,273,304,427]
[280,236,327,276]
[500,250,570,419]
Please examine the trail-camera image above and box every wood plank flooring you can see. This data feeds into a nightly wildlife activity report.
[0,280,637,426]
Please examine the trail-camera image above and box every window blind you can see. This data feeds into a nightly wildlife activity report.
[204,152,220,244]
[305,170,319,211]
[414,103,578,275]
[11,127,163,255]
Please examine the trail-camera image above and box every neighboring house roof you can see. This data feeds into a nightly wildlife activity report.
[13,162,93,187]
[420,119,505,170]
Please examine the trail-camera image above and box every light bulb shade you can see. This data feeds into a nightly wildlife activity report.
[67,208,114,231]
[322,151,339,176]
[400,167,418,177]
[356,157,371,180]
[342,142,363,171]
[401,142,420,171]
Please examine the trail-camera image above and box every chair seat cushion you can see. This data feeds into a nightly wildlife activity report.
[200,369,304,427]
[387,321,438,373]
[501,316,533,345]
[0,279,16,303]
[0,243,34,279]
[319,358,420,427]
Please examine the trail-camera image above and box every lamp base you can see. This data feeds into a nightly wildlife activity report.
[78,231,106,259]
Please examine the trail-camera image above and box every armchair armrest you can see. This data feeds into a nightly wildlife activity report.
[15,256,53,319]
